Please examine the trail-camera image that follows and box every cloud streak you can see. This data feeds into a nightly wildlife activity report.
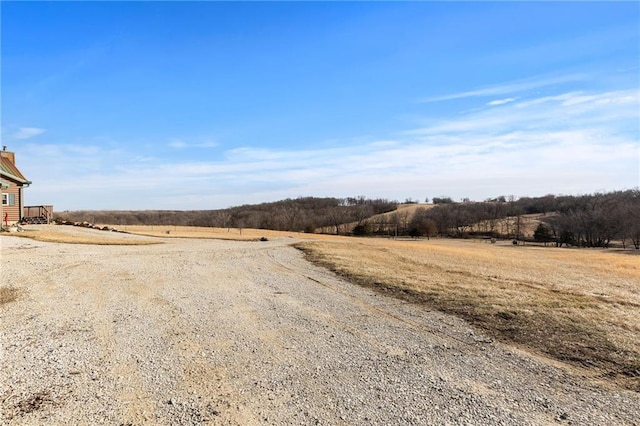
[420,72,588,103]
[487,97,517,106]
[12,127,46,140]
[168,139,219,149]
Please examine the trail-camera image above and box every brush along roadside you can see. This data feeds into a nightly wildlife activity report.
[294,239,640,392]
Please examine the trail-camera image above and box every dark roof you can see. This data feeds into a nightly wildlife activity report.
[0,156,31,184]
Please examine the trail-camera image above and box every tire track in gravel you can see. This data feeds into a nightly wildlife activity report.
[263,246,482,347]
[64,253,159,424]
[111,242,270,424]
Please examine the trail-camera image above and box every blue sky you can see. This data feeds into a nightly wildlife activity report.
[2,1,638,210]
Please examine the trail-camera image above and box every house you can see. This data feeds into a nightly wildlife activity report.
[0,147,32,227]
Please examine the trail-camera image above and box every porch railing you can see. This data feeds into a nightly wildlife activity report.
[23,205,54,224]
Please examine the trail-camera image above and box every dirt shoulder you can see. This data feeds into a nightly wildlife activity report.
[1,232,639,425]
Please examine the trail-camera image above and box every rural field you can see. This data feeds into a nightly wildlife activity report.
[1,225,639,425]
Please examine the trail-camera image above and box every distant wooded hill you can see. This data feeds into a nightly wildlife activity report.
[56,196,397,234]
[56,190,640,248]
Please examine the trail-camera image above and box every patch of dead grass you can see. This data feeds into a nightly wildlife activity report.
[0,286,21,305]
[295,238,640,391]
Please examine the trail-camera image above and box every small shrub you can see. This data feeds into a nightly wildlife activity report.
[352,223,371,236]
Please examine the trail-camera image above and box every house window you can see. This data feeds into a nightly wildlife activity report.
[2,193,15,206]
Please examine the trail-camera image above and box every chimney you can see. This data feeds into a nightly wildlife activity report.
[0,147,16,164]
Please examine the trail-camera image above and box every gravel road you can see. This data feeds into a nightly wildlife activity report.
[1,231,639,425]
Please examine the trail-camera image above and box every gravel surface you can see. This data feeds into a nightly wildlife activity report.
[1,231,639,425]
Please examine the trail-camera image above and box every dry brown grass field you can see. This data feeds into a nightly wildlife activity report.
[295,238,640,391]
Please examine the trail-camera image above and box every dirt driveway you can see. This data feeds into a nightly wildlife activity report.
[1,232,638,425]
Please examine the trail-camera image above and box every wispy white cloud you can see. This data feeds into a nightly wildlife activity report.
[411,89,639,136]
[420,73,587,103]
[168,140,188,149]
[486,97,517,106]
[12,127,46,140]
[168,139,219,149]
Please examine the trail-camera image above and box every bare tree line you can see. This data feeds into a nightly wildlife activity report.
[55,190,639,248]
[371,190,639,249]
[542,190,640,248]
[55,196,397,233]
